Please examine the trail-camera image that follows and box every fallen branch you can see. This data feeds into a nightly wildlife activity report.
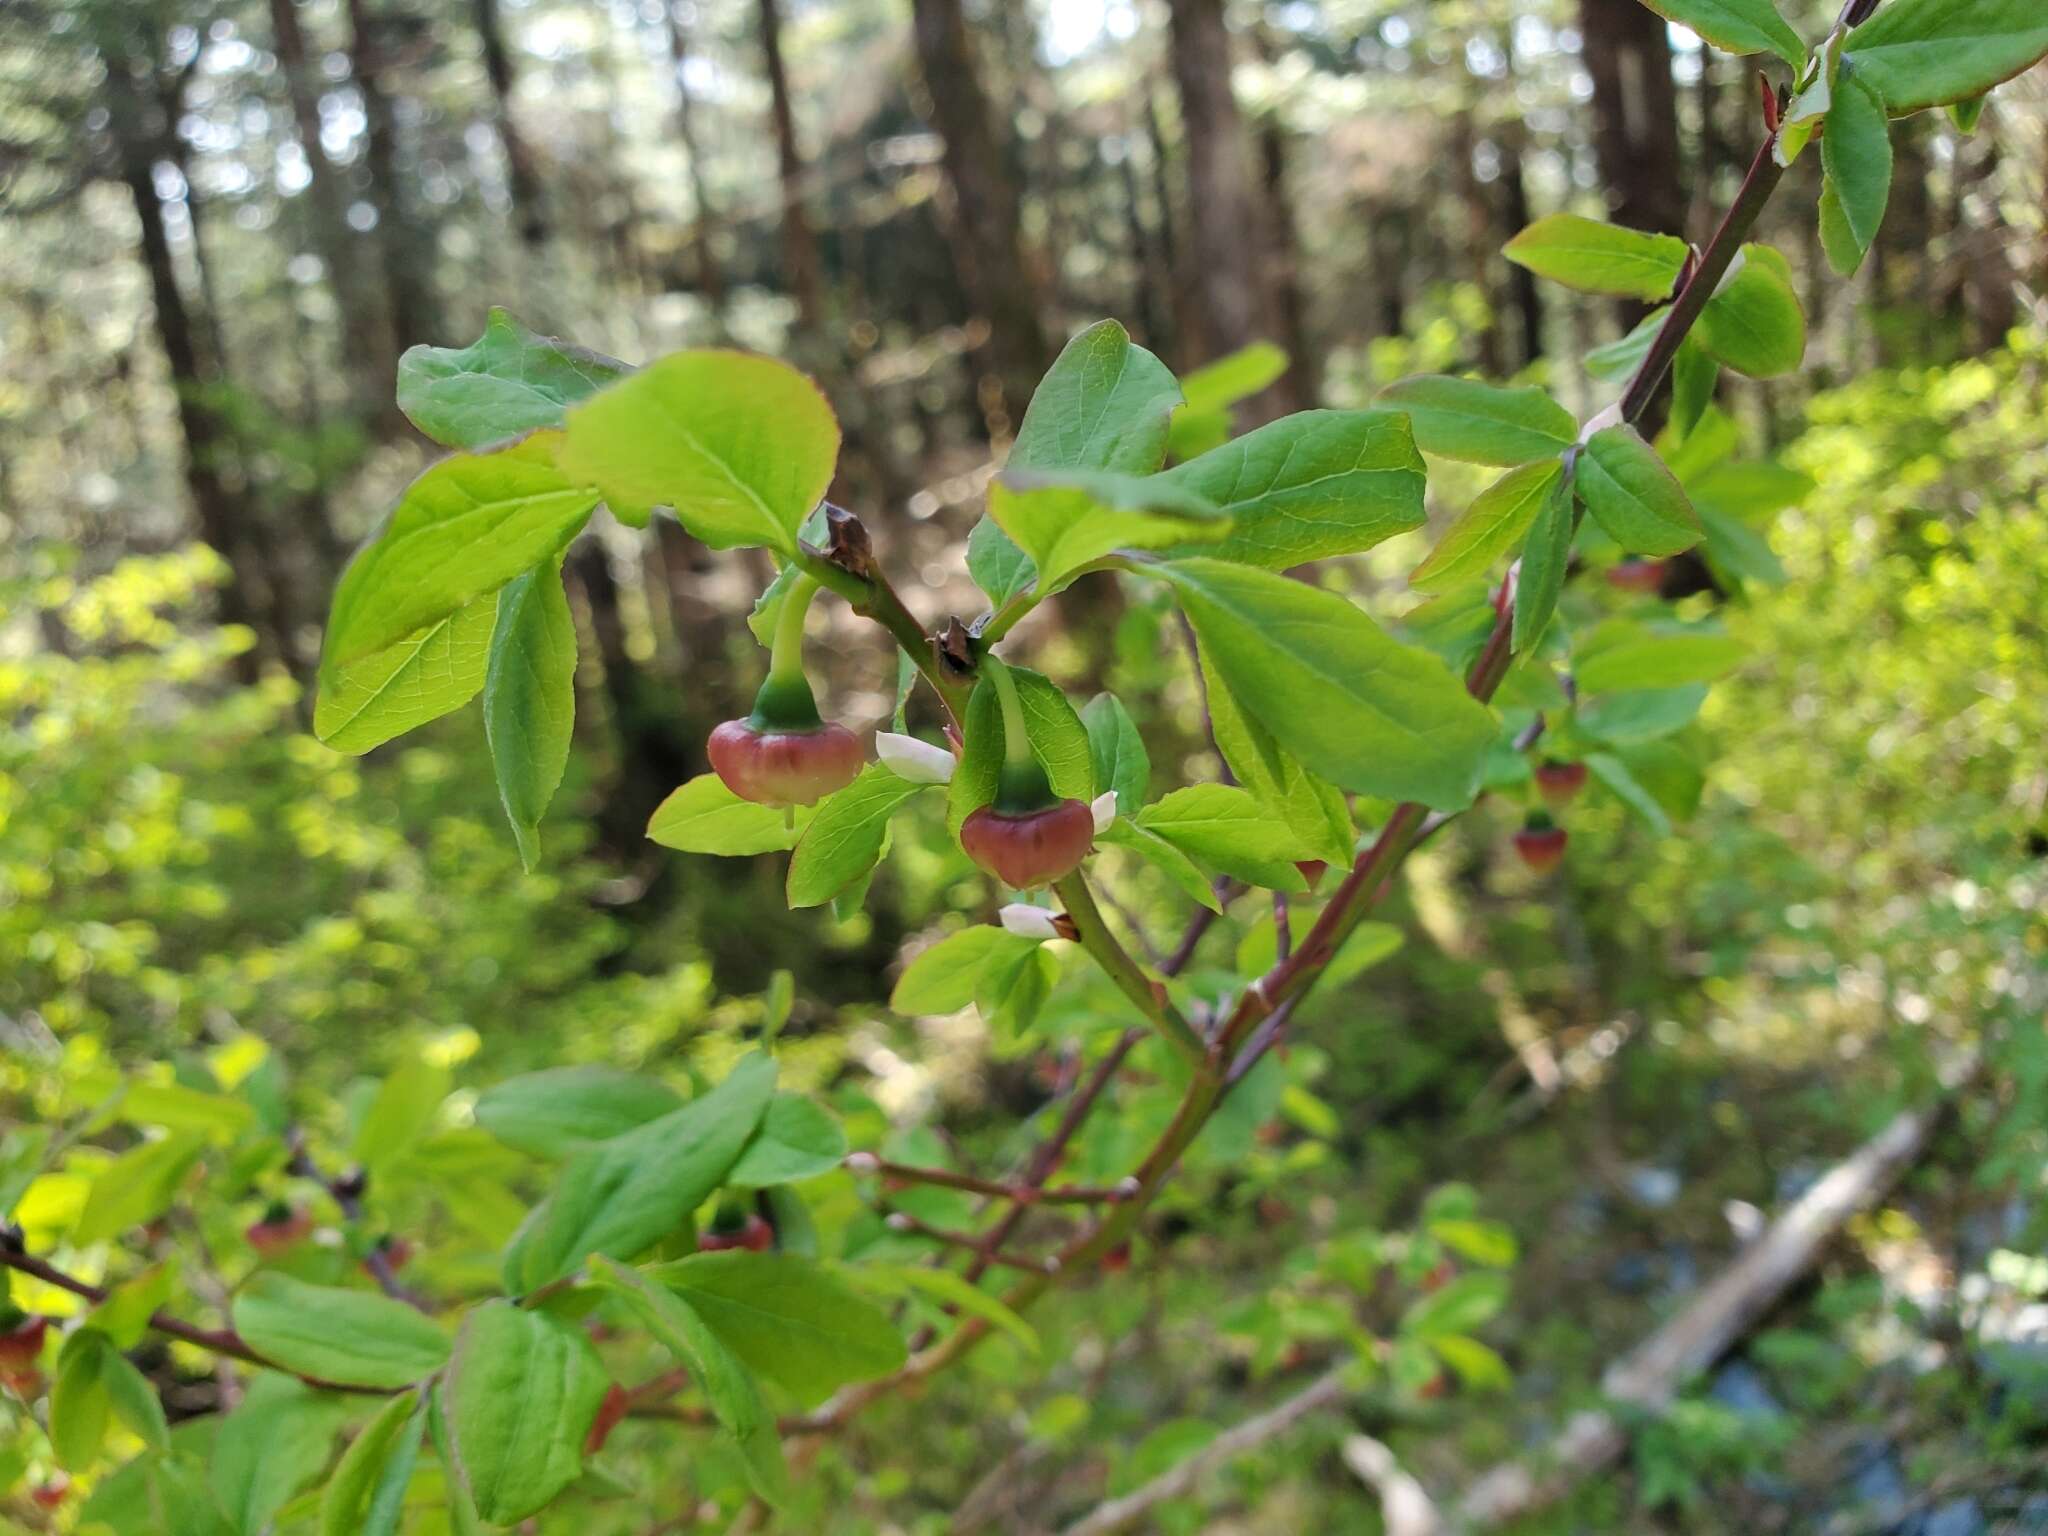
[1341,1051,1976,1533]
[1055,1366,1348,1536]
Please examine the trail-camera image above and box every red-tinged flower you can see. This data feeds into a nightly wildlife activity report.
[31,1475,68,1509]
[585,1383,630,1456]
[1513,813,1568,874]
[1606,558,1668,595]
[698,1213,774,1253]
[0,1311,46,1368]
[245,1203,313,1256]
[1533,759,1588,813]
[1102,1243,1132,1274]
[961,799,1094,890]
[709,573,865,806]
[1295,860,1328,891]
[366,1235,413,1274]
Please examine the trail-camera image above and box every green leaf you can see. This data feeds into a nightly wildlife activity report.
[313,594,499,754]
[1013,320,1183,477]
[1585,308,1669,380]
[946,667,1094,838]
[1948,92,1987,130]
[1081,693,1150,815]
[502,1053,776,1291]
[1512,472,1575,653]
[231,1274,451,1389]
[51,1331,113,1470]
[211,1374,352,1536]
[101,1346,169,1453]
[1577,685,1709,744]
[1137,785,1310,892]
[445,1302,611,1525]
[319,1391,424,1536]
[1153,560,1497,812]
[1178,342,1288,415]
[74,1132,206,1245]
[971,320,1183,602]
[321,435,598,672]
[588,1258,789,1506]
[352,1062,449,1173]
[481,554,577,869]
[727,1094,847,1187]
[558,349,839,554]
[1432,1334,1514,1392]
[1575,626,1747,692]
[647,774,813,856]
[1821,68,1893,275]
[1094,819,1224,912]
[1401,1272,1508,1339]
[1669,339,1719,441]
[786,766,928,909]
[1843,0,2048,113]
[1411,459,1564,595]
[1576,427,1702,557]
[1153,410,1427,568]
[1698,503,1788,587]
[1428,1218,1519,1268]
[891,927,1041,1015]
[1504,214,1689,300]
[474,1067,683,1159]
[87,1263,177,1350]
[1634,0,1805,65]
[427,1384,486,1536]
[651,1252,908,1409]
[1197,646,1353,865]
[989,469,1228,594]
[119,1081,252,1141]
[854,1264,1040,1352]
[1377,376,1578,466]
[1586,750,1673,834]
[398,308,631,450]
[1696,249,1806,377]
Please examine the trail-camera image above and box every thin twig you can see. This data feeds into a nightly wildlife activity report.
[287,1136,427,1310]
[848,1155,1135,1206]
[883,1211,1058,1275]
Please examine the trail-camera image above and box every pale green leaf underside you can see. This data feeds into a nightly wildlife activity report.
[398,307,632,450]
[314,593,498,754]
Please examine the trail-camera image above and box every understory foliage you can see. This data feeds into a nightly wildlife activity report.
[4,1,2046,1531]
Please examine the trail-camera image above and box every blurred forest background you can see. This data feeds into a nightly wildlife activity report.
[4,0,2048,1529]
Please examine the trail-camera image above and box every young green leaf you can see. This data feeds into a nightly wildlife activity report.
[1635,0,1805,66]
[891,927,1041,1015]
[558,350,839,554]
[1576,427,1702,557]
[946,667,1094,837]
[1094,820,1225,912]
[313,593,498,754]
[501,1052,776,1290]
[397,308,632,451]
[1698,503,1788,587]
[1820,68,1893,275]
[647,773,814,856]
[650,1252,908,1408]
[1511,472,1576,654]
[483,553,577,869]
[1167,342,1288,459]
[966,515,1040,608]
[321,435,598,671]
[1197,645,1354,865]
[588,1257,789,1506]
[726,1094,848,1187]
[1432,1334,1514,1392]
[1696,250,1806,377]
[1411,459,1565,595]
[427,1384,487,1536]
[1843,0,2048,113]
[786,766,929,909]
[1137,785,1311,892]
[855,1264,1040,1352]
[1400,1271,1508,1339]
[319,1390,425,1536]
[1153,409,1427,567]
[86,1262,178,1349]
[1503,214,1689,301]
[1012,319,1183,477]
[1585,307,1669,380]
[989,469,1228,594]
[211,1373,354,1535]
[473,1066,683,1159]
[50,1330,113,1470]
[230,1274,451,1389]
[1669,339,1720,440]
[101,1345,170,1453]
[1153,560,1497,812]
[73,1131,206,1245]
[1081,693,1150,815]
[1574,625,1748,693]
[446,1302,611,1525]
[352,1059,449,1174]
[1376,376,1578,466]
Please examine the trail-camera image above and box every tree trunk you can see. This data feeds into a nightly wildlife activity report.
[908,0,1051,431]
[1450,108,1504,377]
[268,0,389,408]
[105,60,264,679]
[665,0,726,322]
[756,0,824,332]
[1168,0,1284,421]
[344,0,438,360]
[1578,0,1686,239]
[1498,27,1544,369]
[473,0,547,247]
